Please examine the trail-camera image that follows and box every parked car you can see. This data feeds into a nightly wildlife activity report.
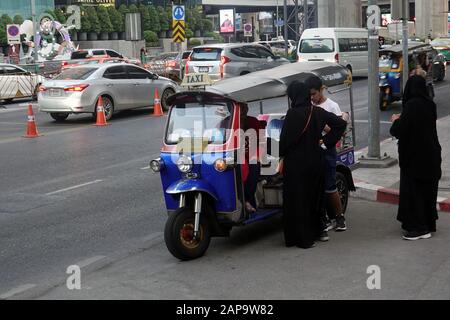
[145,52,179,75]
[185,43,290,81]
[0,63,44,103]
[430,37,450,61]
[61,57,127,70]
[256,39,297,56]
[70,49,124,60]
[38,64,178,122]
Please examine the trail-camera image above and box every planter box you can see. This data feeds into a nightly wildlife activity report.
[159,31,167,38]
[119,32,126,40]
[78,32,87,41]
[71,32,78,41]
[110,32,119,40]
[100,32,109,40]
[88,32,98,41]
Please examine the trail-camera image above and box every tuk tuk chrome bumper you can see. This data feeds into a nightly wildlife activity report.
[166,179,218,200]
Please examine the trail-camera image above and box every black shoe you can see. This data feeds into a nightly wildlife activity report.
[324,219,336,232]
[335,216,347,232]
[318,231,330,242]
[402,231,431,241]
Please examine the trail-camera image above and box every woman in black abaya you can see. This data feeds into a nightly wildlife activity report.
[390,75,442,240]
[279,81,346,248]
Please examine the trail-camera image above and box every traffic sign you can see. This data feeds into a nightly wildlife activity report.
[6,24,20,45]
[244,23,252,37]
[173,5,185,21]
[172,20,186,43]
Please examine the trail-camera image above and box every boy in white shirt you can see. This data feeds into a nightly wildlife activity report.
[305,75,348,233]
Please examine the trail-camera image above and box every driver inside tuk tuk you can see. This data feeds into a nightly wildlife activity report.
[240,103,263,213]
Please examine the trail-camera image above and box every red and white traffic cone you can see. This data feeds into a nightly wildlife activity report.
[23,104,40,138]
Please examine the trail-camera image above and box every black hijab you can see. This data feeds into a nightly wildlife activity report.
[402,75,430,107]
[287,80,312,109]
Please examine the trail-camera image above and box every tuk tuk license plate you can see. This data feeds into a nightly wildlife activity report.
[198,67,209,73]
[49,89,62,97]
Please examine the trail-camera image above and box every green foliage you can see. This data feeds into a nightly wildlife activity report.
[139,5,151,32]
[185,28,194,39]
[185,8,195,32]
[108,6,123,33]
[0,14,13,46]
[191,8,202,31]
[204,32,224,43]
[202,19,213,33]
[13,15,24,25]
[118,4,129,15]
[44,9,56,19]
[144,30,158,45]
[147,5,160,33]
[80,7,91,32]
[157,6,169,32]
[54,8,66,24]
[97,6,113,33]
[129,4,139,14]
[85,6,100,33]
[189,38,201,46]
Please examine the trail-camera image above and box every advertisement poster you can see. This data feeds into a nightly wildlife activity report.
[235,13,242,31]
[259,12,274,35]
[220,9,234,33]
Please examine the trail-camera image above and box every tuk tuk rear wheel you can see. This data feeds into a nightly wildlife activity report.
[164,207,211,261]
[336,172,349,214]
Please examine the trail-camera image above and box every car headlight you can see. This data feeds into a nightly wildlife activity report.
[177,155,193,173]
[150,158,165,172]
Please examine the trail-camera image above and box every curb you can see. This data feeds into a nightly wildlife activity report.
[352,179,450,213]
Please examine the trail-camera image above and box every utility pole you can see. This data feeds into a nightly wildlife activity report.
[31,0,38,63]
[284,0,288,57]
[401,0,409,91]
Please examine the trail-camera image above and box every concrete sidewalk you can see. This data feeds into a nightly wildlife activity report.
[352,115,450,212]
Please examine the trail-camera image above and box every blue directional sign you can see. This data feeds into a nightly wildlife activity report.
[173,5,185,21]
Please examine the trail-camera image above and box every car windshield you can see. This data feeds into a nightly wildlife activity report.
[71,51,89,59]
[191,48,222,61]
[300,38,334,53]
[54,68,97,80]
[166,102,233,145]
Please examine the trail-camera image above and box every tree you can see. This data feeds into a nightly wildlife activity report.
[185,8,195,31]
[129,4,139,14]
[108,6,123,33]
[13,15,24,25]
[157,6,169,32]
[138,5,151,32]
[85,6,100,33]
[147,5,160,33]
[117,4,129,33]
[185,28,194,39]
[80,7,91,33]
[97,6,113,33]
[0,14,13,46]
[54,8,66,24]
[202,19,213,33]
[144,30,158,45]
[192,8,202,32]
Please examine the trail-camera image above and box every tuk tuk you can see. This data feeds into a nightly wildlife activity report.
[378,43,446,110]
[150,62,357,260]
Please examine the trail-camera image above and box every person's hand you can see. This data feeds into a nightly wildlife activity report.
[391,114,401,122]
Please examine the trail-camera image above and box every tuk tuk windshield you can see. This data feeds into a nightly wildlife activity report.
[166,102,234,145]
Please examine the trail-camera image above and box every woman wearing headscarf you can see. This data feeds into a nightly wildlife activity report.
[279,81,347,248]
[390,75,442,240]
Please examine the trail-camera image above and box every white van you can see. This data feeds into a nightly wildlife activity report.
[297,28,369,77]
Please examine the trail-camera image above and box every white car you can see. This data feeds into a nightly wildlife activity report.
[0,63,44,102]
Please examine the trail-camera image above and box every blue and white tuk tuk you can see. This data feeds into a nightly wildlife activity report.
[150,62,357,260]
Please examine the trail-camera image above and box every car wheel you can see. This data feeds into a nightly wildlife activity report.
[93,96,114,121]
[161,88,175,112]
[50,112,69,122]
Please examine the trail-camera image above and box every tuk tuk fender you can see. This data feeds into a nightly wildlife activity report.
[166,179,219,201]
[336,163,356,192]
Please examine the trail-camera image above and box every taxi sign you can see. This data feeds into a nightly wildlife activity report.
[181,73,214,88]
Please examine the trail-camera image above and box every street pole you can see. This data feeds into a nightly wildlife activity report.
[402,0,409,90]
[276,0,279,38]
[31,0,38,63]
[284,0,288,57]
[367,0,380,159]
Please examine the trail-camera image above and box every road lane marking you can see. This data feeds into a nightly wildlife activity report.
[0,284,36,299]
[45,180,103,196]
[75,255,106,269]
[141,166,150,170]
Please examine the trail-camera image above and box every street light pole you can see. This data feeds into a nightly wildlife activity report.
[402,0,409,91]
[31,0,38,63]
[284,0,288,57]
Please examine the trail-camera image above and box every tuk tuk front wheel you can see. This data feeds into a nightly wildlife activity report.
[379,91,389,111]
[336,172,349,214]
[164,207,211,261]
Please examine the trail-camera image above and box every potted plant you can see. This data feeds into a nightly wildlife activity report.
[97,6,113,41]
[86,6,100,41]
[117,4,129,40]
[78,8,90,41]
[147,5,161,37]
[157,6,169,39]
[108,6,122,41]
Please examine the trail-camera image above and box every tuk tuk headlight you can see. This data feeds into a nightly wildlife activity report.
[380,73,387,80]
[214,158,228,172]
[394,73,401,79]
[150,158,165,172]
[177,155,193,173]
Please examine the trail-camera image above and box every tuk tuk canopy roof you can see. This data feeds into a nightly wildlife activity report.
[379,43,437,56]
[204,61,351,103]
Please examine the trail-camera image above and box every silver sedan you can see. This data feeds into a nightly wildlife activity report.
[38,63,178,122]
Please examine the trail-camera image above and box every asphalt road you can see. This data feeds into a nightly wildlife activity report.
[1,71,450,298]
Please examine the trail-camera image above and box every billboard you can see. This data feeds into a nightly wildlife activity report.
[258,12,274,35]
[219,9,235,33]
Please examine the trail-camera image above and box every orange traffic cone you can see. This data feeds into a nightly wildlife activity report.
[93,96,110,126]
[23,104,40,138]
[152,88,164,117]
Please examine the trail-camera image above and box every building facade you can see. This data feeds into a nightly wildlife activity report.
[0,0,55,19]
